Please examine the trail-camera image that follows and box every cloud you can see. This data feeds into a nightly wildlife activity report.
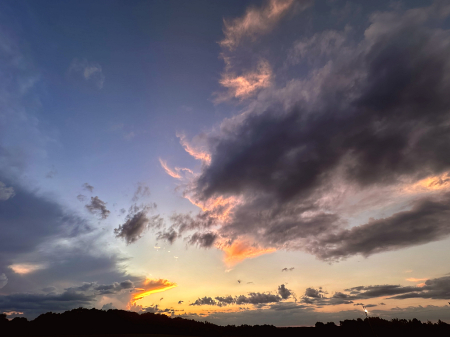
[308,193,450,260]
[85,196,110,220]
[218,59,272,101]
[187,232,217,248]
[0,273,7,289]
[77,194,87,202]
[132,183,151,202]
[114,203,163,244]
[131,278,177,304]
[0,181,14,201]
[277,284,292,300]
[101,303,116,310]
[281,267,294,272]
[82,183,94,193]
[190,284,292,307]
[168,1,450,261]
[220,0,311,50]
[69,58,105,89]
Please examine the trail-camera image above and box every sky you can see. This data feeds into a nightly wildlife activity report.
[1,0,450,327]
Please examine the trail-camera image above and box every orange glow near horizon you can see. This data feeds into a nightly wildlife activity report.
[220,240,276,266]
[131,278,177,304]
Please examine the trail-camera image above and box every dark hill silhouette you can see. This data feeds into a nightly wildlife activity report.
[1,308,450,337]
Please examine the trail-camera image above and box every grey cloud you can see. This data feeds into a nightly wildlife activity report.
[114,204,164,244]
[0,290,95,319]
[0,182,15,201]
[77,194,87,202]
[177,2,450,259]
[101,303,116,310]
[191,285,291,307]
[157,230,178,244]
[389,275,450,300]
[190,297,217,306]
[281,267,294,272]
[82,183,94,193]
[309,193,450,260]
[85,196,110,220]
[277,284,292,300]
[132,183,150,202]
[178,301,183,304]
[187,232,217,248]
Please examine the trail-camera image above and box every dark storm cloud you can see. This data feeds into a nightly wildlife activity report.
[114,203,164,244]
[0,291,95,318]
[82,183,94,193]
[179,1,450,259]
[0,279,135,318]
[308,193,450,259]
[85,196,110,219]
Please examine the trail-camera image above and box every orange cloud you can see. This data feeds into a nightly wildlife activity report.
[219,60,272,100]
[131,278,177,304]
[177,133,211,164]
[220,0,298,50]
[406,278,428,282]
[220,240,276,266]
[404,172,450,193]
[159,158,182,179]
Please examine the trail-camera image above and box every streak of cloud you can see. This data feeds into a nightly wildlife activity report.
[85,196,110,220]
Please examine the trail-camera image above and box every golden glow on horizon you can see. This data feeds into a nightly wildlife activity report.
[131,278,177,304]
[220,240,276,266]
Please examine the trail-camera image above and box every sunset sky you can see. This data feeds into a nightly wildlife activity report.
[1,0,450,326]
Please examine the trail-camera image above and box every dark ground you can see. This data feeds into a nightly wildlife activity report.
[1,308,450,337]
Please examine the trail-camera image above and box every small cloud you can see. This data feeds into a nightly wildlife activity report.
[77,194,87,202]
[46,170,57,178]
[82,183,94,193]
[282,267,294,272]
[85,196,110,219]
[101,303,116,310]
[0,273,8,288]
[124,131,135,141]
[132,183,151,202]
[69,58,105,89]
[178,300,184,304]
[0,181,15,201]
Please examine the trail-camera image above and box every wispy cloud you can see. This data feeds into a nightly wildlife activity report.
[68,58,105,89]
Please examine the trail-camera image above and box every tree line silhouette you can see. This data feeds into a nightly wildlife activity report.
[1,307,450,336]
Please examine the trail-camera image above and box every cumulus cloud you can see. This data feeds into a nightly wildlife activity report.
[85,196,110,220]
[69,58,105,89]
[0,181,14,201]
[166,1,450,261]
[114,203,163,244]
